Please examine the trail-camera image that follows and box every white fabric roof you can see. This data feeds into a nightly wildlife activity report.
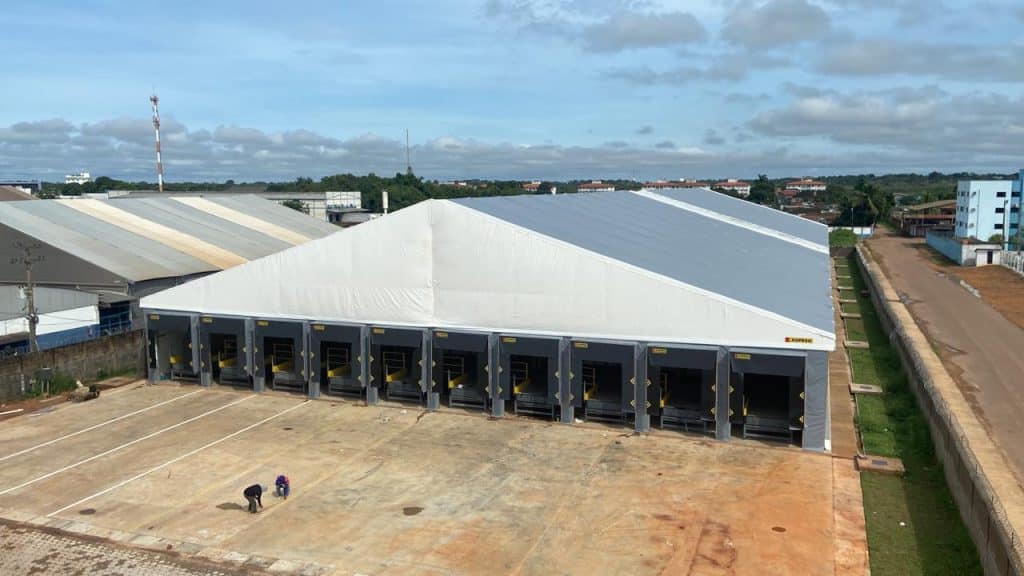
[142,193,835,351]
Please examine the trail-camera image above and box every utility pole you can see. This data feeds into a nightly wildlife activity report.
[405,129,412,176]
[151,93,165,193]
[11,242,44,353]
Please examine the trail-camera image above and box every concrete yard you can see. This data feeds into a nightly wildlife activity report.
[0,383,861,575]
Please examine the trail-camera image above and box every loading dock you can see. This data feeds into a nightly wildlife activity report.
[571,340,634,423]
[729,351,805,444]
[499,335,559,419]
[432,330,489,410]
[199,316,250,388]
[146,313,197,382]
[254,319,307,395]
[370,327,423,404]
[310,323,364,399]
[648,345,716,433]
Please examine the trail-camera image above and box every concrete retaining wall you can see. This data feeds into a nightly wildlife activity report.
[0,330,146,403]
[856,245,1024,576]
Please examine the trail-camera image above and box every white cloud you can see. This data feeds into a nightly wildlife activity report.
[722,0,830,49]
[818,39,1024,82]
[582,11,706,52]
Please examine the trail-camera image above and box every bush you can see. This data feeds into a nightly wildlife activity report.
[829,228,858,247]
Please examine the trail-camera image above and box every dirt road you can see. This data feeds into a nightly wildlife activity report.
[867,231,1024,484]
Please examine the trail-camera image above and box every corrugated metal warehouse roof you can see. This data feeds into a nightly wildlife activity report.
[0,195,338,286]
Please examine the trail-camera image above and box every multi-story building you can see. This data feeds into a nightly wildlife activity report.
[955,175,1021,246]
[577,180,616,192]
[65,171,92,185]
[713,179,751,197]
[786,178,827,194]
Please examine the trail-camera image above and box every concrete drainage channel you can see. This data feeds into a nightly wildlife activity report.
[855,245,1024,576]
[0,510,333,575]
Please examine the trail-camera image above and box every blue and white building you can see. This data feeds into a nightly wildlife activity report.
[955,172,1022,247]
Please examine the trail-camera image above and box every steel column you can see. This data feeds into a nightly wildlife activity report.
[558,337,573,423]
[634,343,650,433]
[489,333,504,417]
[715,347,730,441]
[423,329,439,410]
[363,325,378,405]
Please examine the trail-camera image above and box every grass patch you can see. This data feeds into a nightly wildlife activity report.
[845,254,981,576]
[95,366,137,381]
[840,301,861,315]
[844,317,868,342]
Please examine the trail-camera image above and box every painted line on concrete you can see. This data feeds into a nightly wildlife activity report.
[0,389,205,464]
[48,399,310,517]
[0,395,255,496]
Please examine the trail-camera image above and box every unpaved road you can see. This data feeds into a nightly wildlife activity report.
[867,231,1024,485]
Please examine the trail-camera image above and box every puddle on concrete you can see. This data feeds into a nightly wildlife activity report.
[771,526,787,533]
[403,506,424,516]
[78,508,96,515]
[283,426,294,431]
[217,502,244,511]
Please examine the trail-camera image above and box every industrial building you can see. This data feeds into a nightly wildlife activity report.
[104,190,366,224]
[0,195,338,351]
[141,188,835,450]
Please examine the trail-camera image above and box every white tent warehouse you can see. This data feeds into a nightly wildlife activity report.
[141,188,835,450]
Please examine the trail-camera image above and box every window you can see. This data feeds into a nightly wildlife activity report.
[996,207,1006,214]
[995,223,1004,230]
[1012,206,1020,213]
[997,192,1007,198]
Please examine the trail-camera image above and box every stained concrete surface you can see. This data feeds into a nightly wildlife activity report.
[0,383,863,575]
[867,231,1024,484]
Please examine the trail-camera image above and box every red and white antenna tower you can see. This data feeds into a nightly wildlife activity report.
[150,93,165,193]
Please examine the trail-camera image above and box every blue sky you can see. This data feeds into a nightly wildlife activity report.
[1,0,1023,181]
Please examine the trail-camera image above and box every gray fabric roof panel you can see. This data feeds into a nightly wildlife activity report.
[207,196,341,236]
[452,191,832,333]
[110,198,291,260]
[652,187,827,245]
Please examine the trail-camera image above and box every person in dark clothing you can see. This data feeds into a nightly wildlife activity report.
[243,484,264,513]
[275,474,290,499]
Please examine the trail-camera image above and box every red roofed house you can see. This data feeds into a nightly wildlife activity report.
[522,181,541,192]
[787,178,827,195]
[577,180,616,192]
[713,179,751,197]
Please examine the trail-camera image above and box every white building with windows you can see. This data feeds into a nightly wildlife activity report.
[64,171,92,185]
[955,178,1021,245]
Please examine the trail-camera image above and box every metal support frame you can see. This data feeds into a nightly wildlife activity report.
[245,318,258,391]
[192,315,210,387]
[304,321,317,399]
[422,329,439,410]
[489,333,503,418]
[802,350,828,451]
[145,315,159,383]
[362,326,377,405]
[715,347,730,441]
[558,337,573,423]
[634,343,650,433]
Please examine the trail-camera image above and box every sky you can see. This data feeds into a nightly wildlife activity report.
[1,0,1023,182]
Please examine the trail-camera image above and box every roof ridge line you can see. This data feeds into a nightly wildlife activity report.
[632,189,828,254]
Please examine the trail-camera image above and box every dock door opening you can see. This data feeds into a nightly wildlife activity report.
[500,336,559,420]
[433,331,489,411]
[572,341,633,424]
[264,337,305,394]
[370,327,423,405]
[211,333,247,386]
[730,352,805,445]
[147,315,196,383]
[322,342,359,397]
